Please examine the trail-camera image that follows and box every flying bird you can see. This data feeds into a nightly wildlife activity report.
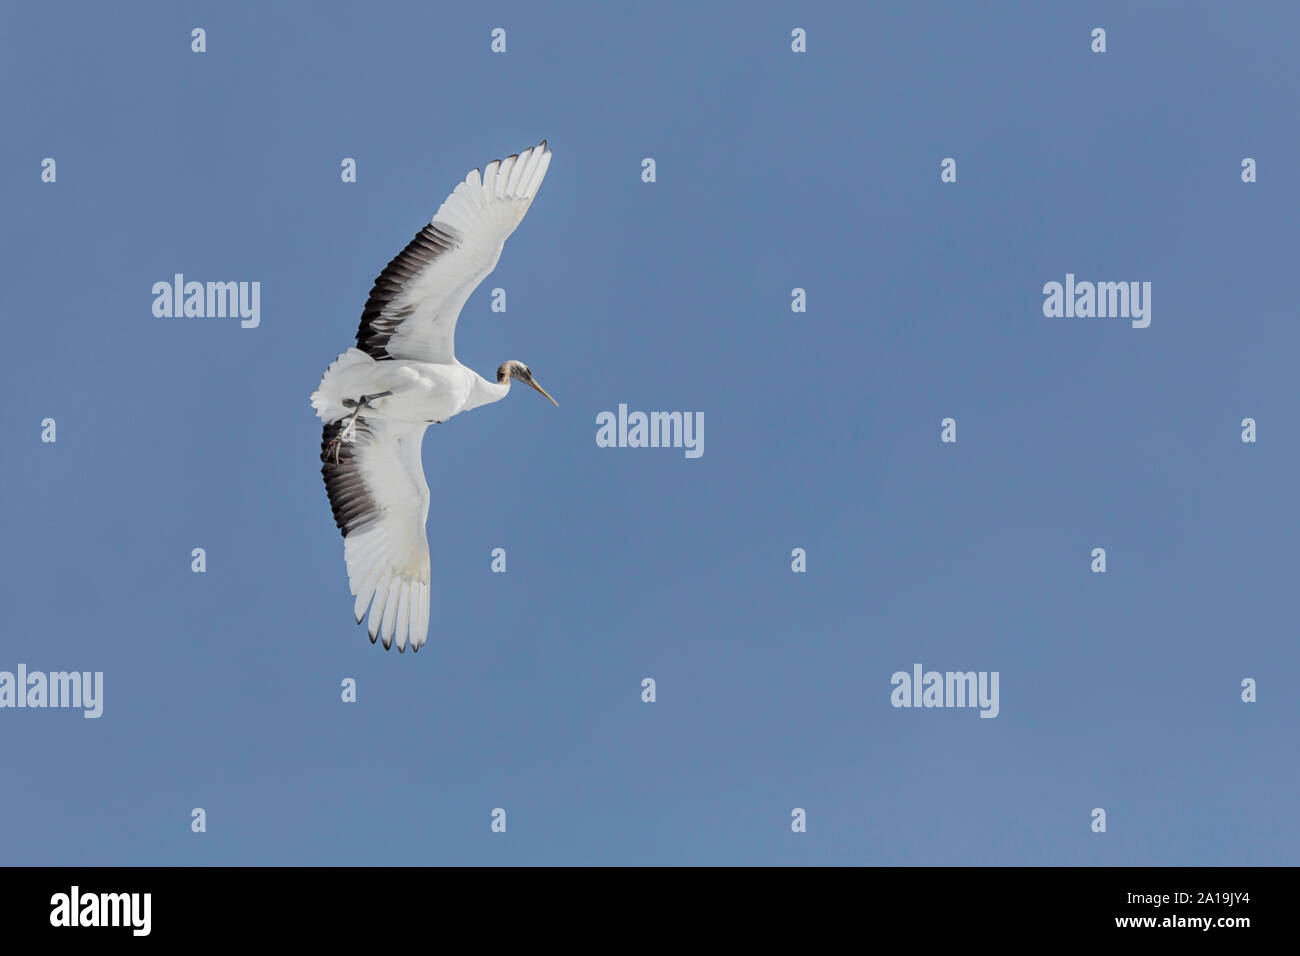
[311,141,556,653]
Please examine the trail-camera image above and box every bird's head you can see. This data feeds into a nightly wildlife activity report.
[497,360,558,406]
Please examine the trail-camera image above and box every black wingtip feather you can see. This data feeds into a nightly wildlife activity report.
[353,222,461,360]
[321,419,380,538]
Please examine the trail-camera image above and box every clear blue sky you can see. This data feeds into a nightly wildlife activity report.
[2,0,1297,865]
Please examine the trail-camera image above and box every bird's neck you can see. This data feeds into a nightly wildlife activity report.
[462,371,509,413]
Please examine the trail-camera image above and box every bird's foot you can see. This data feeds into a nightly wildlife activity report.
[325,428,351,465]
[325,392,396,465]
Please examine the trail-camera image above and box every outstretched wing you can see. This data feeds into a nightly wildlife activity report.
[320,416,431,652]
[354,140,552,364]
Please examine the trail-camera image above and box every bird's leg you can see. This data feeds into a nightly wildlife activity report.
[340,390,393,434]
[326,391,395,464]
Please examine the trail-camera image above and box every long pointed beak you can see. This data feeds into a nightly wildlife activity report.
[528,379,559,406]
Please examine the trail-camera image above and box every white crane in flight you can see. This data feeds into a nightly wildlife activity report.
[311,141,556,653]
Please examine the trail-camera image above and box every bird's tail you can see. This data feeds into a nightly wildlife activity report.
[311,347,374,423]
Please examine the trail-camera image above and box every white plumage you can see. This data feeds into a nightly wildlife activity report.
[311,141,557,653]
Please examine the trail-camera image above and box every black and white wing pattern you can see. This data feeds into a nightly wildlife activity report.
[354,141,552,364]
[320,417,431,652]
